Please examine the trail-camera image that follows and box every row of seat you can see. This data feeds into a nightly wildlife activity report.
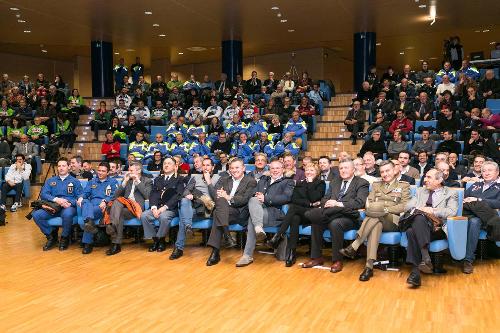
[43,179,500,268]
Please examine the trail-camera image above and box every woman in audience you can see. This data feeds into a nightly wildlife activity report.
[147,151,163,171]
[101,130,121,161]
[107,116,127,142]
[6,117,25,148]
[262,98,283,122]
[267,163,325,267]
[90,101,111,141]
[207,116,224,139]
[267,115,283,142]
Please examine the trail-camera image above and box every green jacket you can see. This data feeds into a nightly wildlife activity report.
[27,124,49,137]
[94,110,112,122]
[7,126,26,138]
[68,96,84,106]
[0,107,15,117]
[55,120,73,136]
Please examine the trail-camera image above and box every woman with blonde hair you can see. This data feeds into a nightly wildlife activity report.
[267,162,326,266]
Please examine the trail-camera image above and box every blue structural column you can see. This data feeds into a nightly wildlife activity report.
[353,32,376,91]
[221,40,242,82]
[91,41,114,98]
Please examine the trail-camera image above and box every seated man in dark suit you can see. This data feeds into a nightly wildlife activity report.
[106,161,153,255]
[411,150,432,179]
[140,157,185,253]
[303,159,370,273]
[404,168,458,287]
[436,162,461,188]
[236,160,295,267]
[205,158,257,266]
[462,161,500,274]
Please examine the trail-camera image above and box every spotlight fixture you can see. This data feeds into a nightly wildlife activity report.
[158,34,166,37]
[429,1,436,25]
[490,41,497,45]
[376,42,382,46]
[23,30,31,33]
[474,30,481,33]
[399,52,405,55]
[271,7,279,10]
[153,23,159,27]
[178,52,184,55]
[287,29,295,33]
[114,52,119,55]
[419,4,426,8]
[10,7,19,11]
[280,19,287,23]
[144,11,152,15]
[483,29,490,32]
[126,49,135,52]
[17,19,26,23]
[277,13,282,17]
[41,49,47,53]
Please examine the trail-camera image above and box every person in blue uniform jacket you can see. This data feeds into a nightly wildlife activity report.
[33,157,83,251]
[77,162,118,254]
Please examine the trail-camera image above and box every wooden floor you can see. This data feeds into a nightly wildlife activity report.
[1,208,499,333]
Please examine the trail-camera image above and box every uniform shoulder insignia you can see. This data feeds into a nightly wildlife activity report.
[398,180,410,184]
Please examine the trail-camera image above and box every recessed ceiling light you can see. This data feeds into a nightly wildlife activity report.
[280,19,287,23]
[178,52,184,55]
[483,29,490,32]
[399,52,405,55]
[158,34,166,37]
[153,23,159,27]
[277,13,282,17]
[17,19,25,23]
[490,41,497,45]
[376,42,382,46]
[406,46,415,50]
[187,46,207,52]
[419,4,426,8]
[271,6,279,10]
[15,14,20,18]
[419,59,424,62]
[10,7,19,11]
[41,49,47,53]
[114,52,119,55]
[288,29,295,33]
[23,30,31,33]
[474,30,481,33]
[144,11,153,15]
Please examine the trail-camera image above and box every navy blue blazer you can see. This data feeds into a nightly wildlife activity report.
[465,181,500,209]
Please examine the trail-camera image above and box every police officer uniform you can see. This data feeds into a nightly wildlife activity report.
[79,176,118,254]
[341,179,411,281]
[33,174,83,251]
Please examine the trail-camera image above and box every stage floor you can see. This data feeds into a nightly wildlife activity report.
[1,209,499,332]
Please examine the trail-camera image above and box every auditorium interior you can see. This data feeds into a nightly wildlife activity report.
[0,0,499,332]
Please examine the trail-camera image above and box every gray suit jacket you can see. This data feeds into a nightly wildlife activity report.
[405,186,458,223]
[114,175,153,209]
[12,141,39,159]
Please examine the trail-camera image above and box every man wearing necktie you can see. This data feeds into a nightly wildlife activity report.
[140,158,185,253]
[403,168,458,287]
[303,160,369,273]
[340,160,411,281]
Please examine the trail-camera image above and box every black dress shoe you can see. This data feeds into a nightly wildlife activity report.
[106,243,121,256]
[156,238,167,252]
[285,249,296,267]
[185,225,194,238]
[340,246,357,259]
[406,271,421,287]
[206,248,220,266]
[82,243,93,254]
[222,233,237,249]
[149,237,159,252]
[83,219,98,234]
[43,232,59,251]
[359,267,373,281]
[169,247,184,260]
[266,233,283,249]
[59,237,70,251]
